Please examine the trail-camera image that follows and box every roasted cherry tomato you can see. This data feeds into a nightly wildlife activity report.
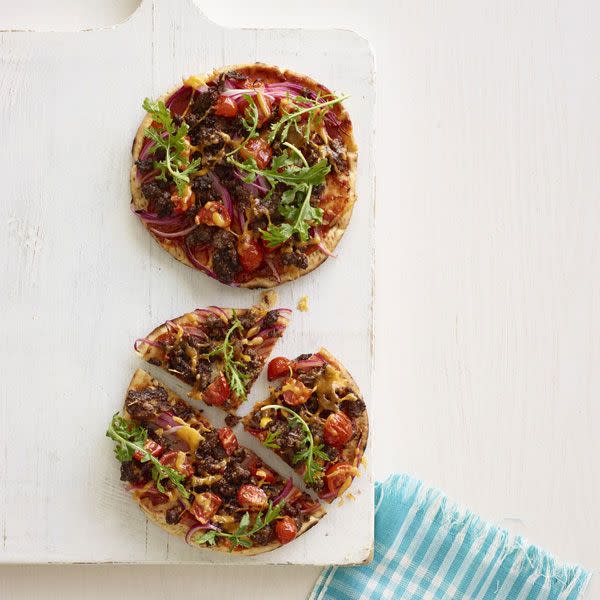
[218,427,238,456]
[240,138,273,169]
[324,462,356,496]
[214,95,238,117]
[195,201,231,228]
[203,374,230,406]
[159,451,194,477]
[237,233,264,272]
[267,356,292,381]
[237,484,268,510]
[251,465,277,484]
[275,516,298,545]
[133,439,163,461]
[191,492,222,524]
[281,377,312,406]
[323,412,353,447]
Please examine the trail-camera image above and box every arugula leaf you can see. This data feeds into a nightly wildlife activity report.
[226,95,259,157]
[205,311,249,401]
[260,405,327,485]
[106,413,190,499]
[267,93,349,144]
[229,145,329,247]
[142,98,202,197]
[262,430,281,449]
[188,502,285,551]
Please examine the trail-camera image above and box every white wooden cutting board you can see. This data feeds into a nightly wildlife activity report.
[0,0,374,564]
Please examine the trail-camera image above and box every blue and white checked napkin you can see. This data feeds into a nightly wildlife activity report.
[310,474,590,600]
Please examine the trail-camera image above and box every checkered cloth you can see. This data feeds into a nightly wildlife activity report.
[310,474,590,600]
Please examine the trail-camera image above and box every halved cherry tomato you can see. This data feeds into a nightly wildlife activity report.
[240,138,273,170]
[133,439,163,461]
[237,484,268,510]
[323,412,353,447]
[281,377,312,406]
[159,451,194,477]
[267,357,292,381]
[275,516,298,545]
[218,427,238,456]
[324,462,356,496]
[214,95,238,117]
[251,465,277,484]
[195,201,231,228]
[203,374,230,406]
[237,233,264,272]
[191,492,222,524]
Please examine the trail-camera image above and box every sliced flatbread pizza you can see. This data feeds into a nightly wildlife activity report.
[106,369,325,554]
[242,348,368,502]
[135,303,290,412]
[130,63,357,288]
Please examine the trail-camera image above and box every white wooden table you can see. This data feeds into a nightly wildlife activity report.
[1,1,598,598]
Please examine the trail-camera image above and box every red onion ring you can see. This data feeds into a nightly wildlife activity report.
[264,257,280,283]
[153,412,177,429]
[207,306,230,323]
[132,207,186,226]
[134,338,163,352]
[149,223,198,239]
[293,356,325,371]
[183,239,221,282]
[317,242,337,258]
[185,522,219,545]
[208,172,233,219]
[272,478,293,505]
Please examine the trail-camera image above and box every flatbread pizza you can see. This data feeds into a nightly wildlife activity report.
[243,348,368,502]
[130,63,357,288]
[135,303,290,413]
[106,369,325,554]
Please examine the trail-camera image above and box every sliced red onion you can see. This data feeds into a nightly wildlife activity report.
[153,412,177,429]
[233,168,269,195]
[272,478,293,505]
[181,325,208,339]
[314,352,330,365]
[252,325,285,340]
[137,168,160,184]
[207,306,230,323]
[149,223,197,239]
[132,207,186,226]
[264,257,280,283]
[183,239,221,282]
[275,308,292,317]
[317,242,337,258]
[293,355,326,371]
[319,490,338,502]
[208,172,233,218]
[186,522,219,545]
[165,320,182,333]
[299,502,321,515]
[138,131,168,161]
[134,338,163,352]
[165,85,194,116]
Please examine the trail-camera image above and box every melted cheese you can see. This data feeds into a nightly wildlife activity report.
[297,296,309,312]
[173,417,202,453]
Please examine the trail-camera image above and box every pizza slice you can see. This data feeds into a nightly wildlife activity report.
[135,303,290,412]
[106,369,324,554]
[242,348,368,502]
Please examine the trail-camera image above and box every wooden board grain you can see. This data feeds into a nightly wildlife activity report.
[0,0,374,564]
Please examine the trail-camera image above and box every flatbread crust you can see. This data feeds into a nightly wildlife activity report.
[130,63,358,288]
[122,369,325,555]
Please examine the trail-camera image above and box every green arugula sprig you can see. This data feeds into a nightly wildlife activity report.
[268,93,349,144]
[260,405,329,485]
[226,94,259,157]
[192,501,285,550]
[205,312,249,400]
[106,414,190,498]
[142,98,202,196]
[262,430,281,449]
[229,143,328,247]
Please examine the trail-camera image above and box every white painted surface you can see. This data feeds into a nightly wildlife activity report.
[1,0,599,598]
[0,0,374,566]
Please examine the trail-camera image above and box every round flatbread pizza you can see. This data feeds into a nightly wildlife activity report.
[130,63,357,288]
[107,369,325,554]
[243,348,368,502]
